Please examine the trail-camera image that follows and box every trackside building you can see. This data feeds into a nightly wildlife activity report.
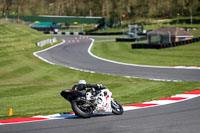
[147,27,194,44]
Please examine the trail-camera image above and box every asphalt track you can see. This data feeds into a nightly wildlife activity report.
[35,35,200,81]
[1,96,200,133]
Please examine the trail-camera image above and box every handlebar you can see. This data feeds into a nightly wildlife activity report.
[86,84,106,89]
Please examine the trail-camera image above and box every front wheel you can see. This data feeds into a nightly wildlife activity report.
[71,100,93,118]
[111,100,123,115]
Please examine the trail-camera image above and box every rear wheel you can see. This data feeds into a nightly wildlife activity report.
[111,100,123,115]
[71,100,93,118]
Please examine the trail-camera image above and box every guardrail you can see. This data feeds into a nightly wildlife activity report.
[36,38,57,47]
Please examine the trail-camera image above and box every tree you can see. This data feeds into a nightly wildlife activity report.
[1,0,199,20]
[14,0,27,17]
[2,0,13,19]
[185,0,200,24]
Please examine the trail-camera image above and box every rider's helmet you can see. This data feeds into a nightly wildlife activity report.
[77,80,87,91]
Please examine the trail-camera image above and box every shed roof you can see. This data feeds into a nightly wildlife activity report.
[148,27,193,37]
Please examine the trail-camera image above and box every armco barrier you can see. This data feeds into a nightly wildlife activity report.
[132,37,200,49]
[36,38,57,47]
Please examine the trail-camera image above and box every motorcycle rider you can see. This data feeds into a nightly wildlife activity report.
[72,80,87,91]
[72,80,109,106]
[72,80,104,91]
[60,80,124,117]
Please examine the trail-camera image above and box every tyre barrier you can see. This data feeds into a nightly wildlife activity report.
[43,31,50,34]
[132,37,200,49]
[116,38,136,42]
[43,31,86,35]
[116,37,147,42]
[87,32,123,35]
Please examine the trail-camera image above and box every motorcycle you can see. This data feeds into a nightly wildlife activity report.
[61,84,123,118]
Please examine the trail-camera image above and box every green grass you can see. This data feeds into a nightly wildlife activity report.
[190,29,200,37]
[0,22,200,120]
[91,41,200,66]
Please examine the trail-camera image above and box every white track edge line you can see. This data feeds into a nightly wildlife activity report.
[88,38,200,70]
[123,94,200,111]
[33,39,66,65]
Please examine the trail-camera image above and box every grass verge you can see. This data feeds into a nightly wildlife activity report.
[91,40,200,67]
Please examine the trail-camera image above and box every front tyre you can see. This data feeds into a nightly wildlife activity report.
[111,100,123,115]
[71,100,93,118]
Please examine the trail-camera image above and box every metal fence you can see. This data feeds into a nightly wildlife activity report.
[36,38,57,47]
[2,15,103,24]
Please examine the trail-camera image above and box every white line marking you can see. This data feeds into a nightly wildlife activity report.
[123,106,142,111]
[172,94,200,99]
[33,39,66,65]
[88,38,200,70]
[143,100,177,105]
[34,114,77,119]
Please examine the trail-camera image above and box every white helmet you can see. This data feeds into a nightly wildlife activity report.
[77,80,87,91]
[78,80,87,85]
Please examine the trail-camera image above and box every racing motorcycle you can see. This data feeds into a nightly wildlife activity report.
[61,84,123,118]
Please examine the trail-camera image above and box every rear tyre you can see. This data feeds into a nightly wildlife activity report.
[71,100,93,118]
[111,100,123,115]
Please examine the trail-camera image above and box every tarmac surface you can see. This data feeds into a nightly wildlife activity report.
[35,35,200,81]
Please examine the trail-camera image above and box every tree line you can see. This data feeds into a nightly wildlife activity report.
[0,0,200,20]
